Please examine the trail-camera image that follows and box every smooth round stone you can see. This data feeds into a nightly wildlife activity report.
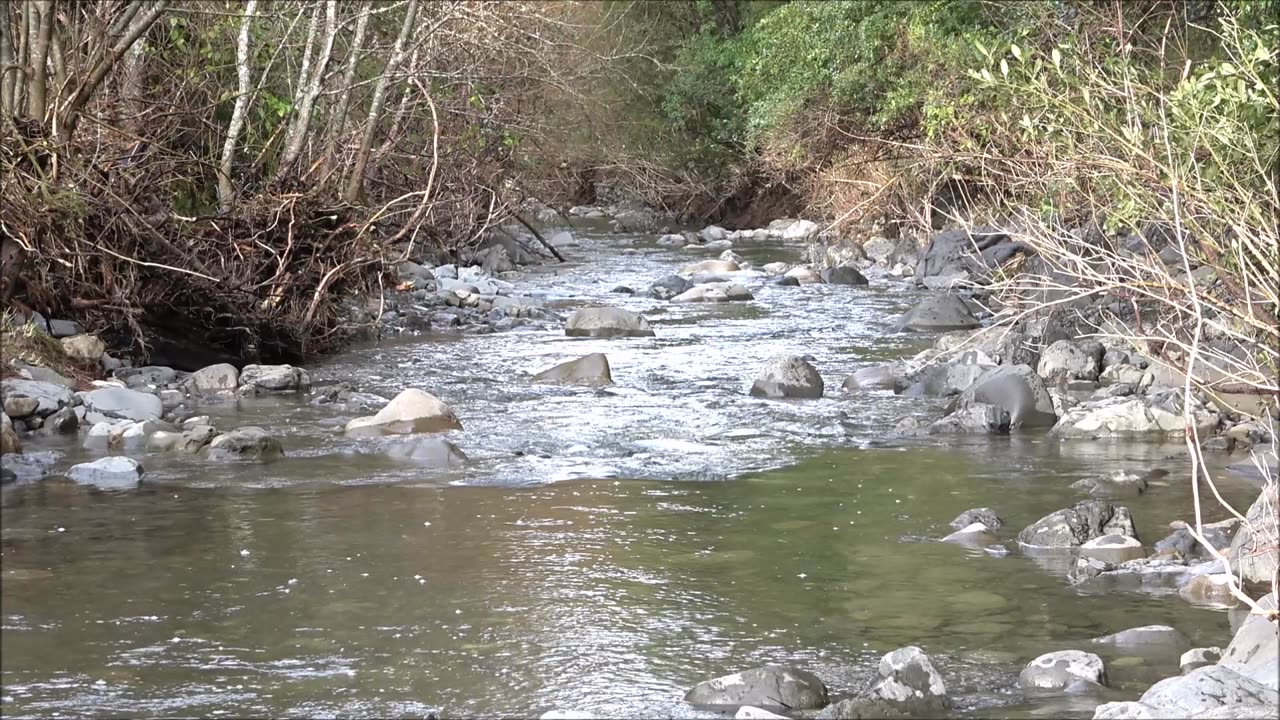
[950,590,1010,612]
[1079,534,1146,563]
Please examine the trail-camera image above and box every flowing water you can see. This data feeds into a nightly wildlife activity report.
[0,220,1265,718]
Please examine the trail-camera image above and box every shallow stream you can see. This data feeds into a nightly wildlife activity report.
[0,220,1262,718]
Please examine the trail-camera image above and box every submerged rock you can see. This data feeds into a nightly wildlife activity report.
[564,307,655,338]
[81,387,163,422]
[750,355,824,399]
[533,353,613,386]
[671,283,753,303]
[679,259,741,276]
[386,437,468,468]
[1071,470,1151,499]
[685,665,828,710]
[1092,625,1190,651]
[207,427,284,462]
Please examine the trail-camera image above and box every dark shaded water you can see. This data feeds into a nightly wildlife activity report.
[1,223,1262,718]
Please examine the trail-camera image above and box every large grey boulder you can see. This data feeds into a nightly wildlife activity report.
[67,456,143,488]
[1092,701,1158,719]
[1050,390,1221,439]
[61,334,105,362]
[649,274,693,300]
[1227,486,1278,588]
[1071,470,1151,499]
[897,294,981,332]
[950,364,1057,428]
[344,388,463,436]
[533,354,613,386]
[82,387,163,422]
[1220,592,1277,689]
[1019,650,1108,690]
[923,403,1011,434]
[936,325,1038,366]
[386,437,468,468]
[188,363,240,393]
[951,508,1004,531]
[1018,500,1137,548]
[842,363,909,392]
[1,379,75,418]
[3,395,38,419]
[684,665,828,710]
[914,227,1029,286]
[207,427,284,462]
[821,266,869,286]
[564,307,655,338]
[239,364,311,393]
[902,360,993,398]
[1138,665,1278,716]
[1,412,19,455]
[750,355,824,399]
[1038,339,1104,383]
[865,646,949,715]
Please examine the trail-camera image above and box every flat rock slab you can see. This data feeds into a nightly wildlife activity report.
[67,457,143,488]
[685,665,828,710]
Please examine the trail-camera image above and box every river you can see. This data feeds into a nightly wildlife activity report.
[0,218,1262,718]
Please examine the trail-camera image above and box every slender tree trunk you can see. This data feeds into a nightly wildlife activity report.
[55,0,168,144]
[12,0,28,116]
[378,47,416,157]
[119,32,145,131]
[218,0,257,212]
[26,0,52,121]
[0,0,15,118]
[343,0,417,204]
[318,3,369,180]
[49,18,67,111]
[275,0,336,182]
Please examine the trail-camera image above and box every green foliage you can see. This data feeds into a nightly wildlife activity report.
[646,0,1026,176]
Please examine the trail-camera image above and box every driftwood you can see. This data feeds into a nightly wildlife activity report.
[513,213,565,263]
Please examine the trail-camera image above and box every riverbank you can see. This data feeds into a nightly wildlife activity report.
[1,206,1276,719]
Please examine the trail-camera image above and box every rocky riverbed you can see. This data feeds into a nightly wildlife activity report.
[1,206,1276,719]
